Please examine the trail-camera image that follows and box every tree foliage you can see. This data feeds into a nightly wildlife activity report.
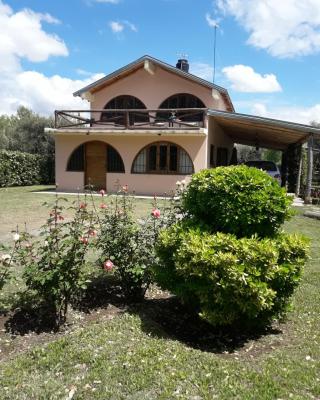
[0,106,54,156]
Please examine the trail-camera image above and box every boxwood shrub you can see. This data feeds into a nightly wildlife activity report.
[154,222,308,326]
[154,166,309,327]
[182,165,292,238]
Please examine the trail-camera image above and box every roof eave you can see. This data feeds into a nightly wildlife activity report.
[207,109,320,135]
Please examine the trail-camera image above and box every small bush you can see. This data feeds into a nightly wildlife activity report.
[96,189,176,300]
[0,150,54,187]
[182,166,292,238]
[154,222,309,326]
[13,196,94,326]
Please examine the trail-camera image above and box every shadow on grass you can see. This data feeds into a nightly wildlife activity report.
[4,302,59,335]
[3,278,282,354]
[128,296,282,354]
[4,275,126,335]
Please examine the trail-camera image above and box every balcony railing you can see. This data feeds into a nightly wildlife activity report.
[54,108,208,130]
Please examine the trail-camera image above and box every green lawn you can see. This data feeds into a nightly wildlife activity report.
[0,187,319,399]
[0,186,159,243]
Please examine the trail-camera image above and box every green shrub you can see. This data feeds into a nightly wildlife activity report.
[182,165,292,238]
[154,222,309,326]
[0,150,54,187]
[12,197,93,326]
[96,189,177,300]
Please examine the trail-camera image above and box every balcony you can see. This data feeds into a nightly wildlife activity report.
[54,108,208,130]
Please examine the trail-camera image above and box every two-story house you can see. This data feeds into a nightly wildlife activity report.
[49,55,320,195]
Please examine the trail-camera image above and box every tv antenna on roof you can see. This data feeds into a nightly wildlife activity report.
[213,22,219,84]
[177,52,188,60]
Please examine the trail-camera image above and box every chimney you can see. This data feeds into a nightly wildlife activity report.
[176,58,189,73]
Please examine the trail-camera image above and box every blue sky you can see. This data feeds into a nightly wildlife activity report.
[1,0,320,124]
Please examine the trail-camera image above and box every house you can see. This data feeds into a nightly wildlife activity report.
[48,55,320,196]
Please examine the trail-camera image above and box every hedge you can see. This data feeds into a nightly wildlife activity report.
[0,150,54,187]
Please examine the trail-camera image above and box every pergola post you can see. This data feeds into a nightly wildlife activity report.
[286,144,302,193]
[281,150,288,188]
[305,134,314,204]
[295,146,303,197]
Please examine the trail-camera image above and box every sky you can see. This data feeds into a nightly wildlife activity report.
[1,0,320,124]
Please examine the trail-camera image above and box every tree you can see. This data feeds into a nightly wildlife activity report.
[0,107,54,155]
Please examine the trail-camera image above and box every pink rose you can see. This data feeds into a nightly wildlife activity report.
[104,260,114,271]
[99,203,107,209]
[80,237,89,245]
[79,202,87,209]
[122,185,128,192]
[99,189,105,196]
[151,209,161,218]
[88,229,97,237]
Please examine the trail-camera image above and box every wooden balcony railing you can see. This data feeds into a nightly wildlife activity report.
[54,108,208,130]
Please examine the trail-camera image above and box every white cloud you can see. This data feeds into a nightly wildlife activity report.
[0,1,104,116]
[109,20,137,34]
[217,0,320,58]
[0,1,68,69]
[109,21,124,33]
[123,20,138,32]
[205,13,219,28]
[0,71,104,115]
[251,102,320,124]
[222,64,282,92]
[190,62,213,82]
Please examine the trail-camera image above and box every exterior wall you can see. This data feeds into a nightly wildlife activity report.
[90,66,228,111]
[206,118,234,167]
[55,133,206,195]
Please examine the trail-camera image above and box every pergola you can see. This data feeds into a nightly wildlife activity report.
[208,109,320,202]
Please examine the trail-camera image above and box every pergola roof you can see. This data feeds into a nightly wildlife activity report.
[208,109,320,150]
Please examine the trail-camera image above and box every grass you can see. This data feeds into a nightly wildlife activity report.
[0,187,319,399]
[0,186,159,243]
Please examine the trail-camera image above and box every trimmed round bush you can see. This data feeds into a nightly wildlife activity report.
[182,165,292,238]
[154,222,308,326]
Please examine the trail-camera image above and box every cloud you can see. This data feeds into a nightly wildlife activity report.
[205,13,219,28]
[109,20,137,34]
[109,21,124,33]
[216,0,320,58]
[190,62,213,82]
[0,1,104,115]
[222,65,282,93]
[251,102,320,124]
[0,71,104,115]
[0,1,68,69]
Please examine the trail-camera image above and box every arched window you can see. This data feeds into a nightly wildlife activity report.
[132,142,194,175]
[67,144,85,171]
[158,93,205,122]
[67,143,125,173]
[102,95,148,125]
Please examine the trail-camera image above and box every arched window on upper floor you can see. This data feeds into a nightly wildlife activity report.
[101,95,149,126]
[157,93,206,122]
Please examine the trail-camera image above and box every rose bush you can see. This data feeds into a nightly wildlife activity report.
[12,195,95,325]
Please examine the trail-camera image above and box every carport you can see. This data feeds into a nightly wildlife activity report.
[208,109,320,202]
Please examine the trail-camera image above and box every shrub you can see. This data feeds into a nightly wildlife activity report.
[95,188,176,300]
[154,222,309,326]
[0,150,54,187]
[12,196,93,326]
[182,165,292,238]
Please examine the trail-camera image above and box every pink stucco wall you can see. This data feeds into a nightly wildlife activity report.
[55,133,207,195]
[90,65,227,111]
[54,62,234,194]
